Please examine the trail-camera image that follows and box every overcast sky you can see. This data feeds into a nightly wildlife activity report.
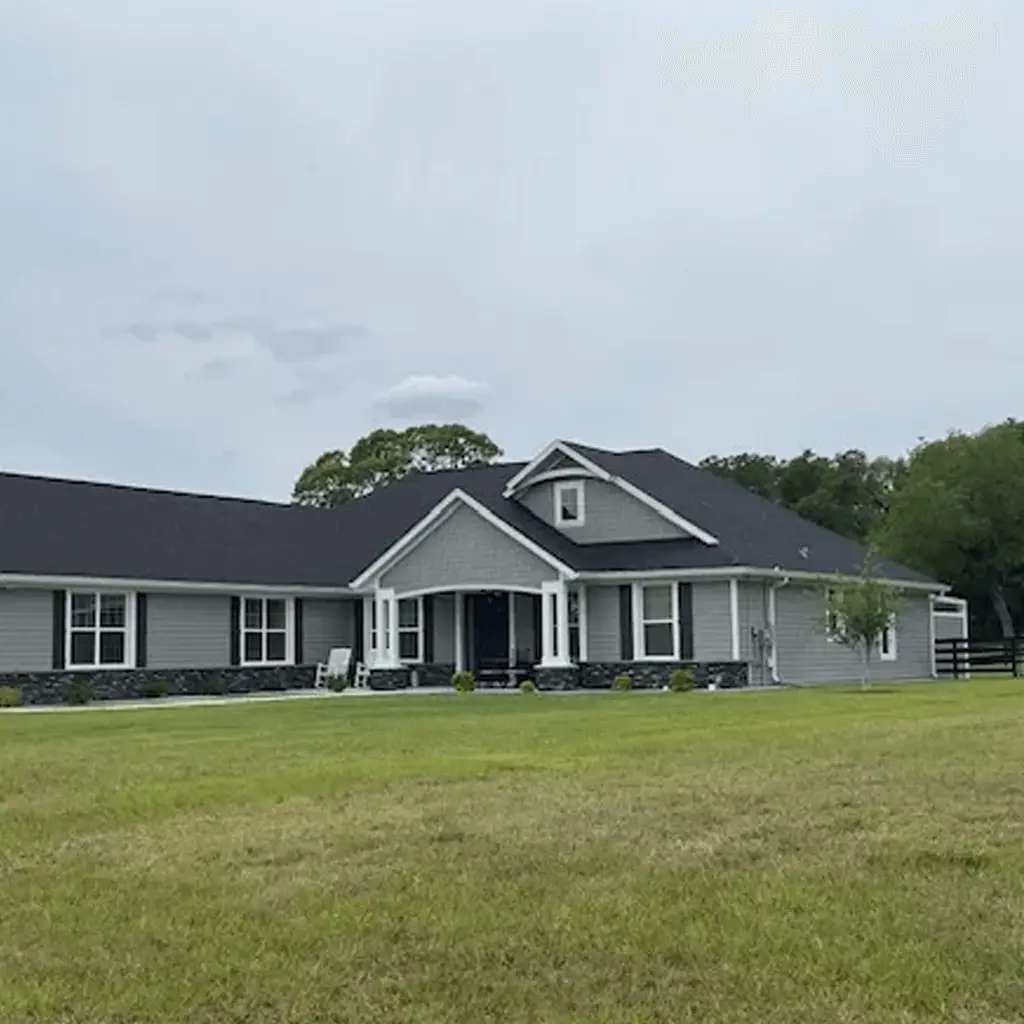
[1,1,1020,500]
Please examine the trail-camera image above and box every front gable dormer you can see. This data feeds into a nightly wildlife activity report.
[504,440,719,547]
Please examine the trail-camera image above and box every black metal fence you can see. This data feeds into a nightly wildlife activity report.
[934,636,1022,678]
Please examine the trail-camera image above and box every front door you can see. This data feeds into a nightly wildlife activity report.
[470,592,509,679]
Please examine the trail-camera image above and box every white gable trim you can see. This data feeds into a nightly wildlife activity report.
[503,440,720,547]
[349,488,577,590]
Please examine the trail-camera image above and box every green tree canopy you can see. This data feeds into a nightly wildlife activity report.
[292,424,503,507]
[875,420,1024,637]
[700,449,905,544]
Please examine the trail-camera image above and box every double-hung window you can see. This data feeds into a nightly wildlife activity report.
[68,591,133,668]
[397,598,423,661]
[242,597,290,665]
[554,481,585,527]
[637,583,677,659]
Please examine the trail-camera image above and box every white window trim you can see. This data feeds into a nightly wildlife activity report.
[632,582,679,662]
[879,616,898,661]
[554,480,586,528]
[239,596,295,667]
[397,596,425,664]
[65,589,137,671]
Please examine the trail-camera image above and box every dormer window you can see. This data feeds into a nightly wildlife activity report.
[555,481,585,527]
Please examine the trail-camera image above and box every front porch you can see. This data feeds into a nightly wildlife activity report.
[361,584,752,691]
[364,587,573,689]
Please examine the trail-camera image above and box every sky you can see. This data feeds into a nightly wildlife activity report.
[1,0,1021,501]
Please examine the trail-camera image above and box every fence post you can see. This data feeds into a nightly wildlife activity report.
[951,641,960,680]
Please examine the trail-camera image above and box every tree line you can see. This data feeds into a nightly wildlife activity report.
[292,420,1024,639]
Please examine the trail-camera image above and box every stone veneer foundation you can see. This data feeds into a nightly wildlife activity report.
[0,660,753,706]
[0,665,316,706]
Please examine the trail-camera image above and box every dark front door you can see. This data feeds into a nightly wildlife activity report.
[470,592,509,680]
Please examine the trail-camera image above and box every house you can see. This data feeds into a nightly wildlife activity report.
[0,440,953,704]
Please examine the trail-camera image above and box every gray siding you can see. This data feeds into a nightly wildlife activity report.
[146,594,231,669]
[692,581,733,662]
[775,585,934,683]
[301,598,355,665]
[432,594,456,663]
[380,504,556,592]
[933,614,966,642]
[585,584,621,661]
[517,478,685,544]
[0,589,53,672]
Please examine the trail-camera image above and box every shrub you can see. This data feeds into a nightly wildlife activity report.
[612,674,632,691]
[451,670,476,693]
[519,679,535,694]
[668,668,696,692]
[204,676,230,696]
[139,680,169,700]
[328,673,350,692]
[0,686,22,708]
[65,680,94,706]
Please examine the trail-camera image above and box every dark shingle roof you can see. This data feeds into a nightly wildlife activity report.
[0,443,938,588]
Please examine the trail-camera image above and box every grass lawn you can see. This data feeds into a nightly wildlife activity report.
[3,682,1024,1023]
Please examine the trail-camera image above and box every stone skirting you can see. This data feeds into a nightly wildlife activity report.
[577,661,751,690]
[368,666,413,690]
[0,665,317,706]
[411,663,456,688]
[535,665,580,690]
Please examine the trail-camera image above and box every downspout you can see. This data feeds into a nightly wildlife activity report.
[768,571,791,684]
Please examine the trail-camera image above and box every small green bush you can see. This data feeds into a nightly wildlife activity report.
[328,673,350,692]
[65,680,94,706]
[451,670,476,693]
[612,674,632,691]
[519,679,536,694]
[139,680,169,700]
[668,668,696,692]
[0,686,22,708]
[204,676,230,696]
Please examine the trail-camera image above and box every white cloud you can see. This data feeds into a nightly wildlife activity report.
[374,375,488,421]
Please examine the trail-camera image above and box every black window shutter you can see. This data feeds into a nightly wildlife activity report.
[423,595,435,663]
[294,599,304,664]
[353,600,365,663]
[52,590,66,670]
[532,595,542,664]
[678,583,693,661]
[619,585,633,661]
[229,597,241,666]
[136,593,148,668]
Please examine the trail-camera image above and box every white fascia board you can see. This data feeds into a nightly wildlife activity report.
[349,487,577,589]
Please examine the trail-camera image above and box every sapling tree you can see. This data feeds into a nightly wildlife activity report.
[823,561,903,689]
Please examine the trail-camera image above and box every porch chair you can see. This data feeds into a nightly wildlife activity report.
[315,648,351,689]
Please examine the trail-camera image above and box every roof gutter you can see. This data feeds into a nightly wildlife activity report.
[0,573,357,597]
[575,565,947,593]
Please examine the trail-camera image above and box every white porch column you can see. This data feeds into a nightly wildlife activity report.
[454,592,465,672]
[541,580,571,667]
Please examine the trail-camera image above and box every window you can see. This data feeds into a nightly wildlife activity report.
[397,598,423,661]
[554,481,585,526]
[638,583,676,659]
[879,617,897,661]
[241,597,290,665]
[68,591,133,668]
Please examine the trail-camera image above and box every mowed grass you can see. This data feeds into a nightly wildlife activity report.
[3,684,1024,1023]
